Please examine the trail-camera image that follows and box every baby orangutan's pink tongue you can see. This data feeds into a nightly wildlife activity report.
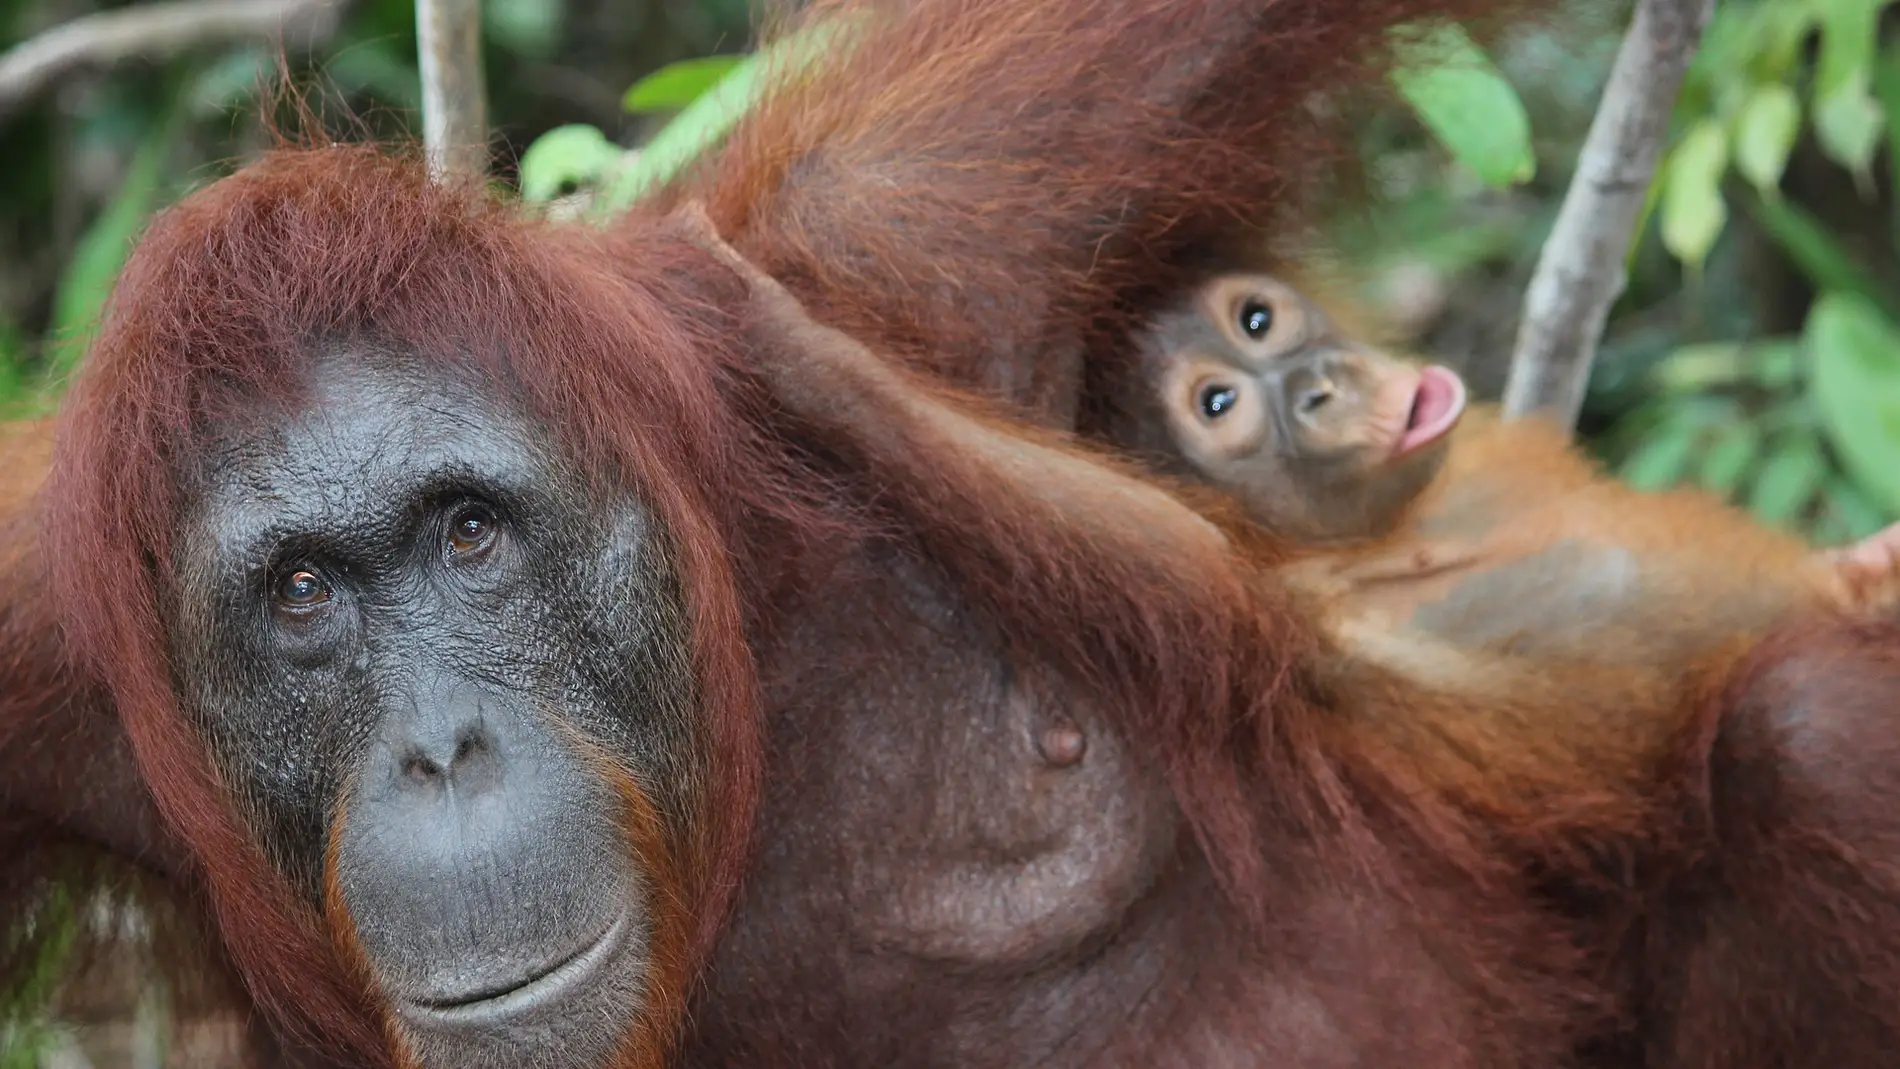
[1395,365,1467,456]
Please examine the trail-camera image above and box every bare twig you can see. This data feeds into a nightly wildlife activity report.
[415,0,488,181]
[1499,0,1714,431]
[0,0,342,121]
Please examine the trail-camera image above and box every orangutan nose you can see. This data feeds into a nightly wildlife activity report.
[396,714,503,796]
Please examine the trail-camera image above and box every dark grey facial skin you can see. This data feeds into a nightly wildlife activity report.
[167,348,698,1068]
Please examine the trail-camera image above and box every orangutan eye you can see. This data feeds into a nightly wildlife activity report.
[446,503,498,559]
[1239,300,1273,340]
[274,568,331,611]
[1199,383,1240,420]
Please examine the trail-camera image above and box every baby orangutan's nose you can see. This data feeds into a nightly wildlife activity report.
[1296,381,1336,415]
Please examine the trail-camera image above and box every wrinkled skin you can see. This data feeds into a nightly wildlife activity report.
[169,349,695,1068]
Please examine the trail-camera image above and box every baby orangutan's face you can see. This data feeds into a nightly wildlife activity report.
[1139,272,1467,543]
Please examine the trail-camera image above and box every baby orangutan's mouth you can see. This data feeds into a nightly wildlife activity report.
[1393,364,1467,457]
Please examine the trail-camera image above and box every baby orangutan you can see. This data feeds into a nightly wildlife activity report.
[1125,271,1467,546]
[1120,270,1900,669]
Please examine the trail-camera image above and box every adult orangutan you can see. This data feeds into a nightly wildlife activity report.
[6,154,787,1069]
[660,192,1900,1069]
[2,0,1581,1066]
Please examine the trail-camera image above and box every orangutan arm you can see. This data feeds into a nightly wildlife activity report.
[1647,617,1900,1066]
[679,205,1244,604]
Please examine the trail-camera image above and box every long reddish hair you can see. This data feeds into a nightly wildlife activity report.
[40,145,792,1065]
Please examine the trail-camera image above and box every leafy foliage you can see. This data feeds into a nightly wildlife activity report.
[1389,21,1537,188]
[1598,0,1900,540]
[520,14,865,213]
[0,0,758,416]
[1808,292,1900,515]
[0,890,80,1069]
[622,54,746,112]
[1661,119,1730,272]
[517,122,626,202]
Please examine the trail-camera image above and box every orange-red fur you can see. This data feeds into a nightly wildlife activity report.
[8,153,776,1069]
[25,0,1900,1067]
[2,0,1555,1062]
[676,199,1900,1069]
[1286,406,1873,643]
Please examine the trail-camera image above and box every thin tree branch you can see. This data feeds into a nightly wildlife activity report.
[1499,0,1714,431]
[415,0,488,182]
[0,0,342,121]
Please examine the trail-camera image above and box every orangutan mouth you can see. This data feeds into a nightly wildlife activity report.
[1394,364,1467,457]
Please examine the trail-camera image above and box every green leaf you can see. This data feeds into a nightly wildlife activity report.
[600,15,861,214]
[1653,340,1747,392]
[1652,337,1802,393]
[1751,0,1823,83]
[1686,3,1759,82]
[1747,433,1829,527]
[623,55,749,114]
[1807,291,1900,514]
[1684,0,1817,110]
[1814,0,1897,191]
[1659,120,1730,272]
[1619,420,1704,492]
[1656,337,1801,393]
[518,124,624,202]
[1751,337,1803,391]
[46,115,177,378]
[1816,0,1890,100]
[1388,22,1535,188]
[1697,422,1764,497]
[1813,76,1887,190]
[1680,3,1763,118]
[1733,83,1802,197]
[602,59,767,210]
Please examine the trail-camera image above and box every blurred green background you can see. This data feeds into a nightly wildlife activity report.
[5,0,1900,1064]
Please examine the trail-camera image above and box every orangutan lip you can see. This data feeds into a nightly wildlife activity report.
[1392,365,1465,457]
[404,911,628,1020]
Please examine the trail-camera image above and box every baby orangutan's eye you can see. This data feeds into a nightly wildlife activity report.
[1239,300,1273,341]
[1199,383,1240,420]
